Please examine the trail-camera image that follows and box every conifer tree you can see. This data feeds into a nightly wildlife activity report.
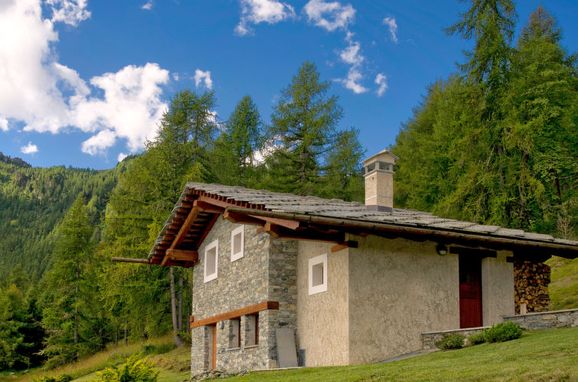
[268,62,343,195]
[40,196,102,367]
[212,96,262,187]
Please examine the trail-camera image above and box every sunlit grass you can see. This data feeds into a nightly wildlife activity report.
[0,335,176,382]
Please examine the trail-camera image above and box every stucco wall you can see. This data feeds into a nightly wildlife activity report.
[296,241,349,366]
[348,236,460,364]
[481,251,515,325]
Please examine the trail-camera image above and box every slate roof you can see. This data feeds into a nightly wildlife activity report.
[149,182,578,263]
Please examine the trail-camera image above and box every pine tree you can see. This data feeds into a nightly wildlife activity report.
[502,7,578,234]
[40,196,101,367]
[212,96,262,187]
[320,128,365,202]
[267,62,343,195]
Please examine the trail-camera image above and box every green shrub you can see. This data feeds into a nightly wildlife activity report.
[36,375,72,382]
[467,332,486,346]
[141,343,175,355]
[435,334,465,350]
[484,322,523,343]
[95,355,158,382]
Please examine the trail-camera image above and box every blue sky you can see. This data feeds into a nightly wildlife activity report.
[0,0,576,170]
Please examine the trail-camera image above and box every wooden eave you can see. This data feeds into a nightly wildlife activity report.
[149,188,578,268]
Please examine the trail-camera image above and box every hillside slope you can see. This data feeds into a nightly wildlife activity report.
[0,153,118,281]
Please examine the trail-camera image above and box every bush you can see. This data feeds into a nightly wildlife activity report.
[435,334,465,350]
[467,332,486,346]
[96,356,158,382]
[484,322,523,343]
[36,375,72,382]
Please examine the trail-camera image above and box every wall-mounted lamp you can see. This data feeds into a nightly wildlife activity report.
[436,243,448,256]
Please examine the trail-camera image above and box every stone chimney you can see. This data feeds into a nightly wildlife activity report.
[363,149,398,212]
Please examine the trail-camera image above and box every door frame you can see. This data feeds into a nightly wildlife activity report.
[208,324,217,370]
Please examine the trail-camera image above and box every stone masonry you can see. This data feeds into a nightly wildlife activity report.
[190,217,298,375]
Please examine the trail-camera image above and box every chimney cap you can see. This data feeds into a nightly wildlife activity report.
[363,149,398,166]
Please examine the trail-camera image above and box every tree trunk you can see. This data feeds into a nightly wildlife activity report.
[170,268,183,346]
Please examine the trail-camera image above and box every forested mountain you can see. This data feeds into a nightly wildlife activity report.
[0,154,118,281]
[0,1,576,372]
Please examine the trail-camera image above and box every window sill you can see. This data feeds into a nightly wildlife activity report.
[244,344,259,350]
[225,347,241,352]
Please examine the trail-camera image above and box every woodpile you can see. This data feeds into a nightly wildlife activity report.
[514,259,551,314]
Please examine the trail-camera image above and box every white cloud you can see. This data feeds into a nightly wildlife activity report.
[375,73,388,96]
[74,63,169,153]
[21,142,39,154]
[0,1,170,156]
[339,40,363,66]
[0,117,8,131]
[338,33,367,94]
[46,0,91,26]
[141,0,153,10]
[236,0,295,36]
[341,67,367,94]
[383,16,398,43]
[304,0,355,32]
[194,69,213,89]
[117,152,128,162]
[81,129,116,155]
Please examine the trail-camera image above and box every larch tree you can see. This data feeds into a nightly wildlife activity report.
[267,62,343,195]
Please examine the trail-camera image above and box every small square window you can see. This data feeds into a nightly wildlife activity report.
[231,225,244,262]
[229,318,241,348]
[204,240,218,283]
[245,314,259,346]
[308,254,328,295]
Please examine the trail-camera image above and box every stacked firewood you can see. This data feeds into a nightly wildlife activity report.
[514,260,551,314]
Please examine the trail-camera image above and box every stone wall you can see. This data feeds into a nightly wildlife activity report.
[422,326,489,350]
[514,259,551,313]
[503,308,578,330]
[190,218,298,375]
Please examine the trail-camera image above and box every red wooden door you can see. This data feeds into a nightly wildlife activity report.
[459,255,483,328]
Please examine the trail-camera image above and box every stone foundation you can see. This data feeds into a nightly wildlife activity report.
[421,327,489,350]
[514,259,550,314]
[503,308,578,330]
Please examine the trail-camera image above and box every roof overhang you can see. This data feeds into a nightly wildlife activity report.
[148,186,578,267]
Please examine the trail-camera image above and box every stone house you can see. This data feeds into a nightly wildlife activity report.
[148,150,578,374]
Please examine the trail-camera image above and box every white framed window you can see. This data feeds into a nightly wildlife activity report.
[204,239,218,283]
[230,225,245,262]
[308,254,328,295]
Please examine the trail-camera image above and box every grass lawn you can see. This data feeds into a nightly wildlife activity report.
[221,327,578,382]
[2,327,576,382]
[549,256,578,310]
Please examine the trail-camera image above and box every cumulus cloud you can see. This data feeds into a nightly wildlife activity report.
[0,0,170,156]
[341,67,367,94]
[236,0,295,36]
[339,39,363,66]
[375,73,388,96]
[117,152,128,162]
[81,129,116,155]
[0,117,8,131]
[304,0,355,32]
[74,63,169,153]
[21,142,39,154]
[383,16,398,43]
[46,0,91,26]
[141,0,153,10]
[194,69,213,89]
